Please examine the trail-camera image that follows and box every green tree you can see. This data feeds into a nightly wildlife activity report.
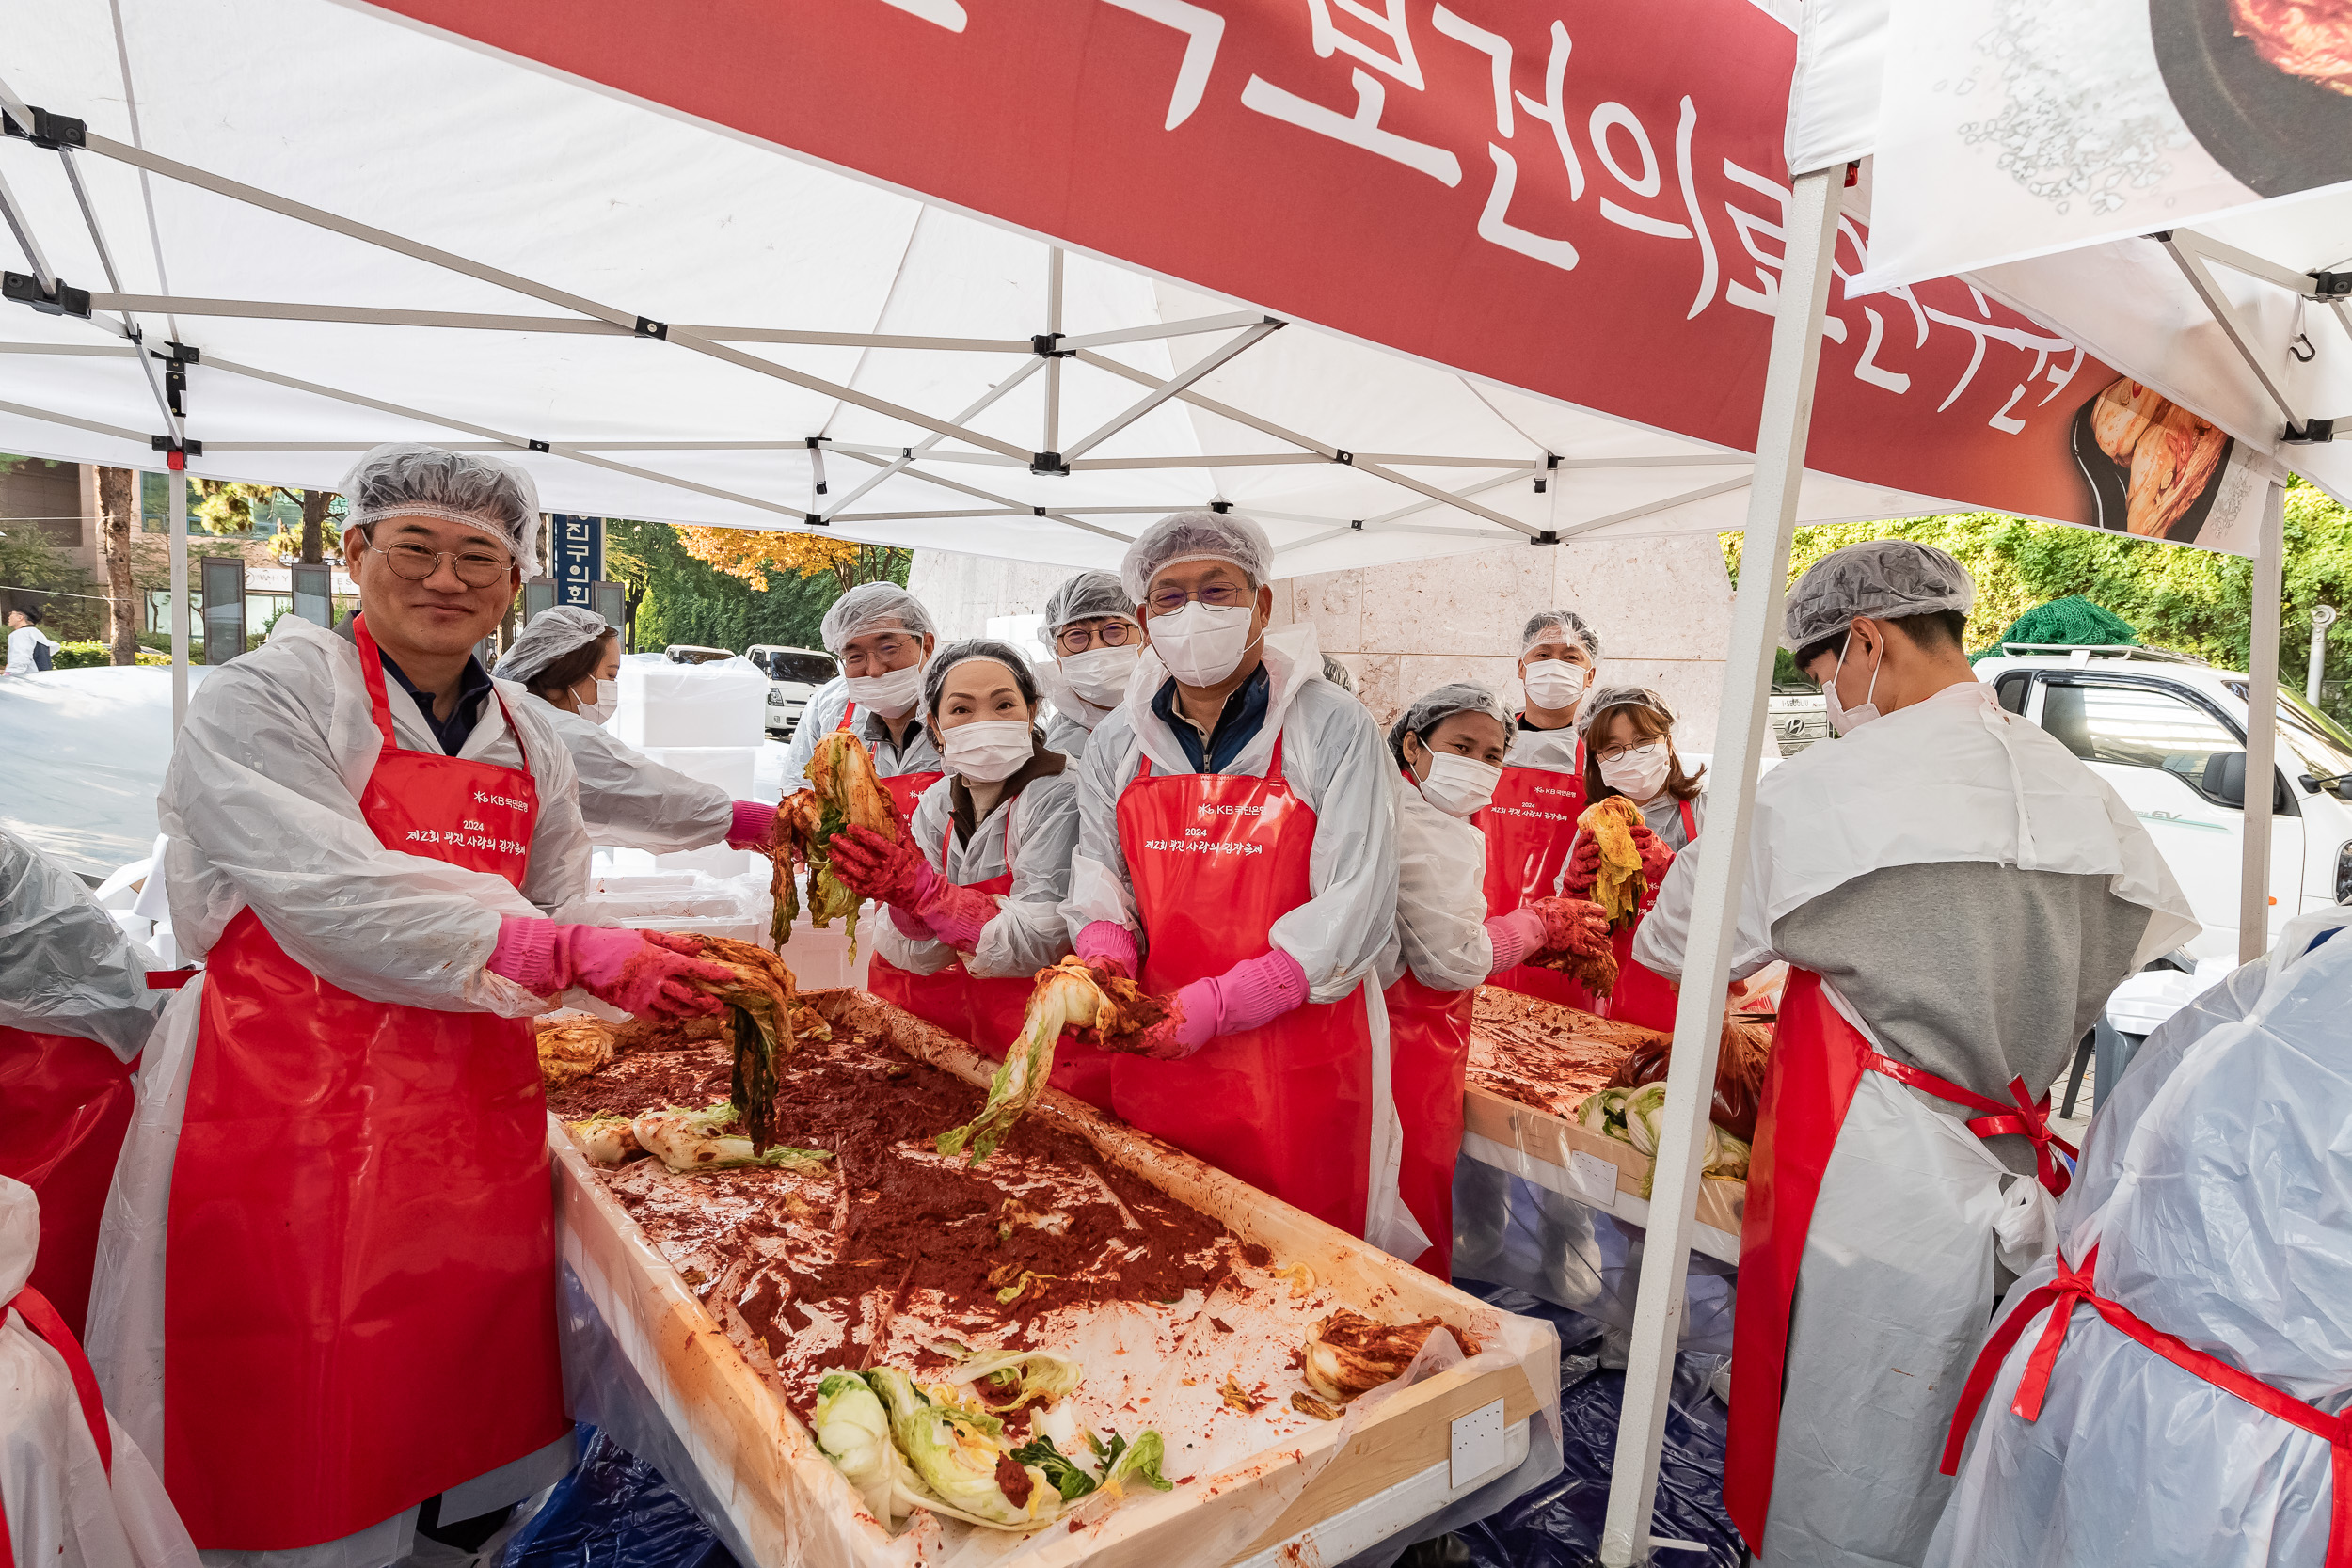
[605,519,886,654]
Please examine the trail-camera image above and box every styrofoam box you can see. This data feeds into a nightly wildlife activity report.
[612,656,769,749]
[580,868,771,947]
[636,746,758,800]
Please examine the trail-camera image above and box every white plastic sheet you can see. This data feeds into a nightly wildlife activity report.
[612,657,770,751]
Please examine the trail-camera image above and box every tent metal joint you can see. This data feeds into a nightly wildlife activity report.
[3,269,91,317]
[803,512,826,527]
[2307,272,2351,301]
[1534,451,1561,493]
[150,433,201,462]
[1333,448,1354,465]
[2284,420,2336,445]
[1030,450,1068,474]
[632,315,667,339]
[1030,332,1072,356]
[528,438,550,451]
[1530,529,1559,545]
[0,104,85,149]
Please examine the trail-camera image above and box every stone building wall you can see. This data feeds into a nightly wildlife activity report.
[908,531,1740,750]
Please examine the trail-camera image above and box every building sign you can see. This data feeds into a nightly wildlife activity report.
[549,514,603,609]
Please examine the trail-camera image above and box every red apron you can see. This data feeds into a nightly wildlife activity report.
[1725,970,2076,1549]
[1597,797,1698,1033]
[1113,735,1374,1234]
[1475,738,1590,1009]
[160,614,567,1548]
[1940,1243,2352,1566]
[0,1027,136,1338]
[0,1284,113,1563]
[838,701,947,1018]
[1380,970,1471,1279]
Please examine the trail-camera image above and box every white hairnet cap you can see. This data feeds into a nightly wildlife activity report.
[1785,539,1975,653]
[1574,683,1677,740]
[819,582,938,654]
[923,637,1041,717]
[341,443,543,577]
[491,605,613,688]
[1522,609,1602,660]
[1120,510,1274,603]
[1388,681,1512,764]
[1041,570,1138,641]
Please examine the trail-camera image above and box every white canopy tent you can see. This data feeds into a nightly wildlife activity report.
[0,0,1998,737]
[1603,2,2349,1560]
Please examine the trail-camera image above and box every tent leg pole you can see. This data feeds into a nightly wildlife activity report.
[170,467,189,733]
[1045,246,1064,456]
[1597,164,1842,1568]
[2240,478,2284,962]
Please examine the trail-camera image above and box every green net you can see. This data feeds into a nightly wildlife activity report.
[1972,596,2138,662]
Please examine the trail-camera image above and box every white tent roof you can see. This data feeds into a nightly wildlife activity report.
[5,0,1989,579]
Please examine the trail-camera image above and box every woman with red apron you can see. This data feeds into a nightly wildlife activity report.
[1477,608,1605,1008]
[0,832,169,1339]
[1063,512,1419,1256]
[830,641,1110,1110]
[1380,684,1613,1276]
[1557,685,1705,1032]
[87,447,742,1560]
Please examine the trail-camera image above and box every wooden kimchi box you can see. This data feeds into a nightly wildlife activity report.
[549,988,1560,1568]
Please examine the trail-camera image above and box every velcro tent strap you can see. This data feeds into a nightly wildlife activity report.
[1941,1246,2352,1568]
[5,1286,113,1478]
[1862,1052,2077,1195]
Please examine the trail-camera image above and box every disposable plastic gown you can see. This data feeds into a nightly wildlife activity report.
[0,828,163,1061]
[1061,625,1415,1253]
[1041,707,1098,760]
[1502,722,1581,772]
[776,675,943,795]
[520,692,734,854]
[1375,769,1493,992]
[1929,904,2352,1568]
[871,771,1081,980]
[89,613,589,1549]
[0,1176,197,1568]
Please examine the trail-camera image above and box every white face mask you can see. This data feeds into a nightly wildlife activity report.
[1057,644,1140,709]
[1823,637,1883,736]
[1597,743,1673,801]
[846,660,926,720]
[940,719,1034,784]
[1522,658,1589,711]
[570,677,618,726]
[1149,600,1261,688]
[1416,751,1503,817]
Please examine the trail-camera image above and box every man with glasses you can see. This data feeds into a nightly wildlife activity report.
[1034,569,1142,760]
[1061,511,1420,1258]
[93,444,735,1565]
[779,581,945,822]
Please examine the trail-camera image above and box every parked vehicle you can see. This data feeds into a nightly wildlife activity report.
[747,644,836,739]
[1768,686,1832,756]
[1971,642,2352,958]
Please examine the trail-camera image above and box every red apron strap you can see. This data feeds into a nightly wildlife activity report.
[839,700,858,731]
[1862,1051,2079,1195]
[147,968,199,989]
[1942,1246,2352,1568]
[351,612,403,752]
[1678,797,1697,844]
[6,1286,112,1478]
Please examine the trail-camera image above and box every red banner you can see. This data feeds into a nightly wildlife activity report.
[374,0,2255,542]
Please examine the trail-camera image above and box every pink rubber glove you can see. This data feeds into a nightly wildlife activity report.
[1075,920,1139,983]
[1560,835,1603,900]
[1483,906,1548,974]
[1131,947,1309,1061]
[885,875,999,952]
[724,800,777,851]
[1530,895,1612,958]
[488,920,733,1019]
[827,824,928,906]
[1629,822,1677,886]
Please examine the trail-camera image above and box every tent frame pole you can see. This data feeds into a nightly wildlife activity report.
[2241,477,2285,962]
[1597,164,1842,1568]
[169,466,188,729]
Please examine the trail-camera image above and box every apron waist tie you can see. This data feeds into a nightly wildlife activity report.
[1941,1245,2352,1566]
[1861,1050,2077,1196]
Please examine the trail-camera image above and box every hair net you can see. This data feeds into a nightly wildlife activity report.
[1574,683,1677,740]
[340,443,542,576]
[1120,510,1274,602]
[1041,570,1138,641]
[1521,609,1601,660]
[820,582,938,654]
[490,605,613,688]
[1784,539,1975,653]
[923,638,1041,719]
[1387,681,1513,767]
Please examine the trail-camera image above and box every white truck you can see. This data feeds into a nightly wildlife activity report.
[1970,643,2352,959]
